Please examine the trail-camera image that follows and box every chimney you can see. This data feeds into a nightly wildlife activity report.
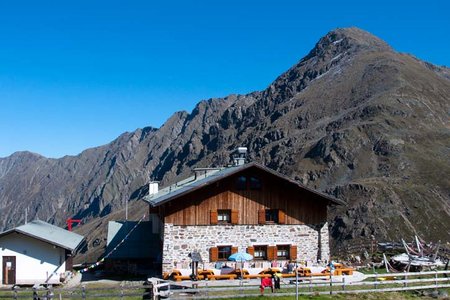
[149,181,159,195]
[233,147,247,166]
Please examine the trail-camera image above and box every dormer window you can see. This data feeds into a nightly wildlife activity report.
[250,176,261,190]
[236,176,247,190]
[236,175,262,190]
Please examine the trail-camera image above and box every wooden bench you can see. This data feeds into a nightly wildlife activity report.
[298,268,330,277]
[333,268,354,275]
[174,274,204,281]
[242,273,272,279]
[207,274,238,280]
[332,263,354,275]
[165,269,205,281]
[198,269,215,277]
[280,272,297,278]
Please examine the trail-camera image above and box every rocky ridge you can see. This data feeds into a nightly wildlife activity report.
[1,27,449,257]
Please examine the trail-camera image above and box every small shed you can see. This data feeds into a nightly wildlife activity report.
[104,221,160,275]
[0,220,84,285]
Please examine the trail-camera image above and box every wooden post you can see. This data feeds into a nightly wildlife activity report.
[47,286,54,300]
[374,272,378,289]
[82,286,86,300]
[152,282,157,300]
[329,273,333,295]
[435,270,438,288]
[404,271,408,289]
[33,287,39,300]
[151,281,158,300]
[342,276,346,291]
[13,286,17,300]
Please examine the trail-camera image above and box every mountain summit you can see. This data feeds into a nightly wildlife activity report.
[1,27,449,255]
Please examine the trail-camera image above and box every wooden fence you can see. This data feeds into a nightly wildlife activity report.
[151,270,450,299]
[0,270,448,299]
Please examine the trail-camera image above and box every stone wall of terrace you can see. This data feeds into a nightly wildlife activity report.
[162,222,329,274]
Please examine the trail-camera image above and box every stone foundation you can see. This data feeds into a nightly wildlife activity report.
[162,222,329,274]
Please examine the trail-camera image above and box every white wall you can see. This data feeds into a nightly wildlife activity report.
[0,233,66,285]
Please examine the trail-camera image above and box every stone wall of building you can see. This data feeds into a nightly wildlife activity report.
[162,222,329,274]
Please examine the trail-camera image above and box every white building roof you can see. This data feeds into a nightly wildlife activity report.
[0,220,84,251]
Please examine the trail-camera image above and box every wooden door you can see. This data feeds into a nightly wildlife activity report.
[2,256,16,285]
[65,250,73,271]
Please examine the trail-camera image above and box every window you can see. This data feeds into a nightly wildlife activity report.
[254,245,267,260]
[218,210,231,224]
[218,246,232,261]
[258,209,285,224]
[249,176,262,190]
[265,209,279,223]
[276,245,290,259]
[235,176,247,190]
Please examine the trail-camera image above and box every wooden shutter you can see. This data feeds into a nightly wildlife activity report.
[247,246,254,256]
[278,210,286,224]
[289,245,298,261]
[210,247,218,261]
[267,246,276,261]
[258,209,266,224]
[231,210,238,224]
[210,210,218,225]
[231,247,238,255]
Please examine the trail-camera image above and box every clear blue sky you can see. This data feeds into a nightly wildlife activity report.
[0,0,448,158]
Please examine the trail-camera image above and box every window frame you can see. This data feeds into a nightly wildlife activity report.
[217,245,232,261]
[217,245,233,261]
[235,176,247,190]
[276,244,290,259]
[265,209,279,223]
[217,209,231,224]
[249,176,262,190]
[253,245,268,260]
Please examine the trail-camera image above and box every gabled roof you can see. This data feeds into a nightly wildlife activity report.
[142,162,345,207]
[0,220,84,251]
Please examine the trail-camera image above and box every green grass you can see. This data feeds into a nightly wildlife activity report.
[2,287,448,300]
[222,289,450,299]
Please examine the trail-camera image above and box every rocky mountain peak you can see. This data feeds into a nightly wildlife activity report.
[1,28,449,259]
[324,27,391,51]
[262,27,392,108]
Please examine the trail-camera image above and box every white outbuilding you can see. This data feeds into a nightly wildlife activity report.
[0,220,84,285]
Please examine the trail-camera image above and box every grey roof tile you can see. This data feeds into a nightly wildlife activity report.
[0,220,84,251]
[142,162,345,207]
